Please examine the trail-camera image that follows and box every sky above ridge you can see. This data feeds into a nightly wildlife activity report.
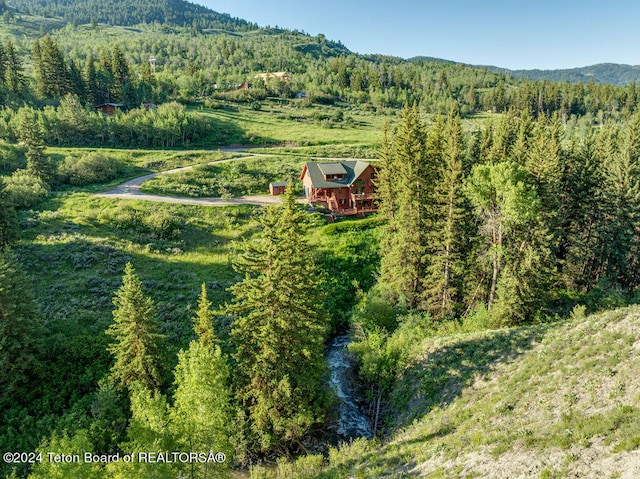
[200,0,640,70]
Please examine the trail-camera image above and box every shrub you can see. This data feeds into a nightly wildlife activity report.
[352,286,398,333]
[308,92,335,105]
[321,216,383,235]
[4,170,50,209]
[141,209,182,239]
[58,152,124,185]
[98,205,182,239]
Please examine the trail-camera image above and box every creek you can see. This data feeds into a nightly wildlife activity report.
[232,334,372,478]
[325,334,373,441]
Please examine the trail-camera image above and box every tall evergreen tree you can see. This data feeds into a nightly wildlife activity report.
[19,110,51,183]
[598,118,640,287]
[33,35,70,99]
[423,111,467,316]
[225,185,328,452]
[106,262,166,392]
[84,54,99,105]
[378,105,432,309]
[4,40,25,97]
[193,283,216,348]
[0,177,18,246]
[111,44,130,101]
[0,249,44,408]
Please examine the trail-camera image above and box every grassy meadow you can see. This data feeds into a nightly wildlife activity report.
[140,155,307,197]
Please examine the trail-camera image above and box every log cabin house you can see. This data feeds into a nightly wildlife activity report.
[300,161,378,217]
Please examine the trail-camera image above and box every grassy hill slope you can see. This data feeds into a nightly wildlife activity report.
[298,307,640,478]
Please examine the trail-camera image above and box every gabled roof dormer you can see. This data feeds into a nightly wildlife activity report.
[317,162,347,181]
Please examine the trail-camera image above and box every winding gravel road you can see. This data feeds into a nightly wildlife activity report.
[97,153,284,206]
[97,147,376,207]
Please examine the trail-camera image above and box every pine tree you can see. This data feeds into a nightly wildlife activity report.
[84,54,99,105]
[378,105,432,309]
[193,282,216,348]
[0,176,18,246]
[0,249,44,408]
[225,185,328,452]
[111,44,130,101]
[106,262,166,392]
[598,118,640,287]
[376,123,396,220]
[0,41,7,86]
[5,40,25,97]
[563,133,603,290]
[19,110,52,183]
[33,35,70,99]
[423,111,466,317]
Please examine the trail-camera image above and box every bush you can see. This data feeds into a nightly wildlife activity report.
[58,152,124,185]
[4,170,50,209]
[321,216,383,235]
[307,92,335,105]
[98,204,182,239]
[141,209,182,239]
[352,286,398,333]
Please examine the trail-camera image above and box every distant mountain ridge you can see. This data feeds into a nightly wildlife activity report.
[408,56,640,86]
[484,63,640,86]
[6,0,256,31]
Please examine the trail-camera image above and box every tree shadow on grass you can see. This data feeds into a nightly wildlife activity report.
[391,324,555,428]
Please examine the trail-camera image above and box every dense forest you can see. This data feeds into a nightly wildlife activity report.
[2,0,640,478]
[6,0,256,31]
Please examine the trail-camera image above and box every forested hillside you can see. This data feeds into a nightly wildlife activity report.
[6,0,256,30]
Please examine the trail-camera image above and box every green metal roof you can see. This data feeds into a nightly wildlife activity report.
[270,182,288,187]
[318,163,347,175]
[303,161,372,189]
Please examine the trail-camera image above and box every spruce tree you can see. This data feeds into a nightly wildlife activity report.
[5,40,25,97]
[0,176,18,246]
[598,118,640,287]
[106,262,166,392]
[19,110,51,183]
[423,111,466,317]
[193,282,216,348]
[0,249,44,407]
[225,185,328,452]
[33,35,70,99]
[563,133,603,290]
[84,54,99,105]
[378,105,432,309]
